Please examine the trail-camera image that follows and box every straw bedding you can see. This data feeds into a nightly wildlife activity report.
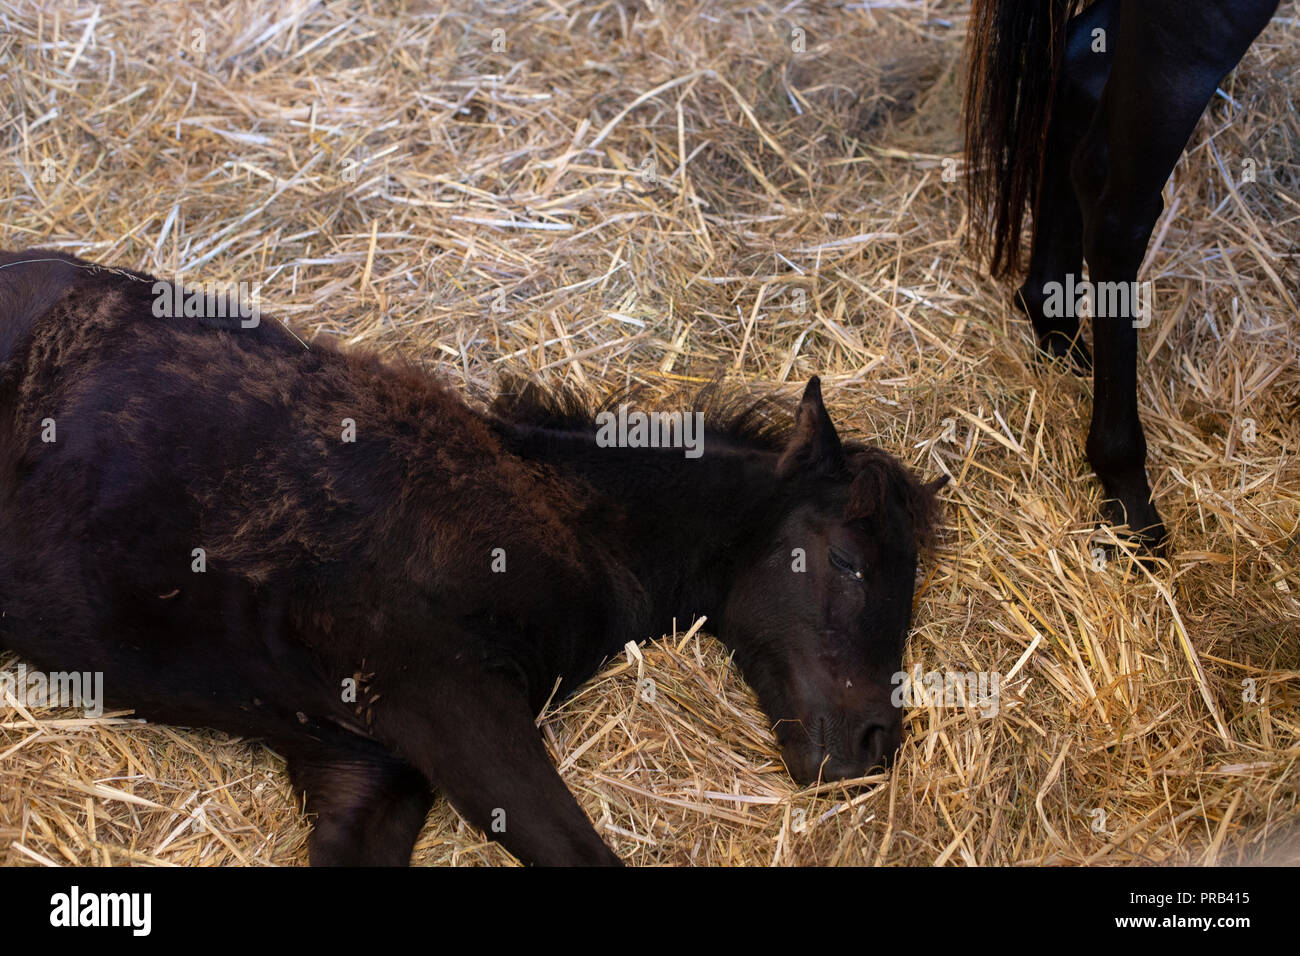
[0,0,1296,866]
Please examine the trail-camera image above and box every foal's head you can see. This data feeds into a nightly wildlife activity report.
[722,378,945,785]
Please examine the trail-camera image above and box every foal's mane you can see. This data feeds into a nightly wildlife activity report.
[487,375,793,450]
[487,376,943,548]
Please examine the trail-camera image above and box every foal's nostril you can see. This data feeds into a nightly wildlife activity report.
[860,724,895,771]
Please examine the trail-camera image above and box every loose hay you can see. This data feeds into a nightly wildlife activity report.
[0,0,1296,866]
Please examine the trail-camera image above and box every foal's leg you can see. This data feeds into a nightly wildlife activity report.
[378,670,622,866]
[1017,0,1118,372]
[288,742,434,866]
[1071,0,1277,552]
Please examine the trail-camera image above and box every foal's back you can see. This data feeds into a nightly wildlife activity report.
[0,252,615,732]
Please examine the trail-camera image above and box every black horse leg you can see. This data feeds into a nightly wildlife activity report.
[288,740,434,866]
[1071,0,1277,552]
[376,667,622,866]
[1017,0,1118,373]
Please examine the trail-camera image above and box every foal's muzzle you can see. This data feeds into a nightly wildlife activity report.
[781,710,901,785]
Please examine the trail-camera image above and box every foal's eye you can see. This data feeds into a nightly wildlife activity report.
[828,548,863,580]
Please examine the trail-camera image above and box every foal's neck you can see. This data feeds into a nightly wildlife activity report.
[496,423,785,636]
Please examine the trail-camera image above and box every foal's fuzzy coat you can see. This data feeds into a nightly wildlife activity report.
[0,250,942,865]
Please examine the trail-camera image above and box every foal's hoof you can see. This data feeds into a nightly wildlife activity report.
[1036,331,1092,376]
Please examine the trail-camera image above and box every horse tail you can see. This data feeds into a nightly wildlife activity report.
[964,0,1082,278]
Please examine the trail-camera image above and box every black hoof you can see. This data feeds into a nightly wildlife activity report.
[1014,283,1092,375]
[1036,331,1092,376]
[1098,498,1169,560]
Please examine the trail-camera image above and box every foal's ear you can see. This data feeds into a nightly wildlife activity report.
[777,376,844,478]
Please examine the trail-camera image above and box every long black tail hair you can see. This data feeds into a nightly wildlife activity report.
[964,0,1084,278]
